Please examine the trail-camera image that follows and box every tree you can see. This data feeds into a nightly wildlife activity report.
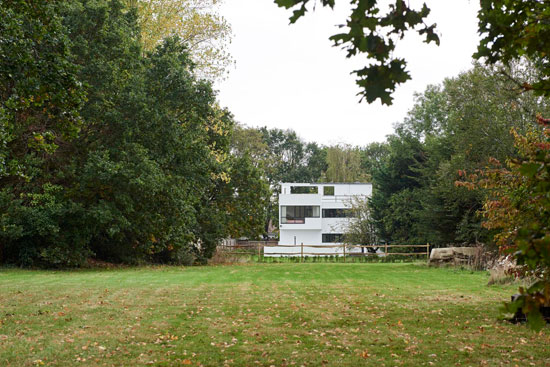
[126,0,232,80]
[323,144,370,182]
[475,0,550,97]
[1,0,241,267]
[413,63,550,246]
[368,132,426,244]
[231,125,327,235]
[0,0,88,266]
[275,0,550,104]
[342,197,378,252]
[458,118,550,330]
[360,142,390,179]
[0,0,84,180]
[260,127,306,184]
[219,154,271,239]
[231,124,270,167]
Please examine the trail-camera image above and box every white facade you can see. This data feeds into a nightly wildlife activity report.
[276,182,372,248]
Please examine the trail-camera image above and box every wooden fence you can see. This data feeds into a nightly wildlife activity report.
[218,241,430,262]
[217,240,278,257]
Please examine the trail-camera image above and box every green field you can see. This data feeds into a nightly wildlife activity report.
[1,263,549,366]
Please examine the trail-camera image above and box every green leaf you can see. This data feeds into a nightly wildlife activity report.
[274,0,299,9]
[526,307,545,332]
[519,163,540,178]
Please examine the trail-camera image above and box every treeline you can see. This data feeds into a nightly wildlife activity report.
[0,0,269,267]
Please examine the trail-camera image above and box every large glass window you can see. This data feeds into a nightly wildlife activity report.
[290,186,318,194]
[322,233,343,243]
[281,206,320,223]
[322,208,354,218]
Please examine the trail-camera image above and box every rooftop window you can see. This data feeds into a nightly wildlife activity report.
[290,186,318,194]
[323,186,335,196]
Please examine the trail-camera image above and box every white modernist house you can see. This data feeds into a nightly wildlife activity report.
[264,182,372,257]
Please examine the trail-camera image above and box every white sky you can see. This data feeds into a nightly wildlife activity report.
[216,0,480,146]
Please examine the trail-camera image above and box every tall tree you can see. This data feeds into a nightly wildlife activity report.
[1,0,240,267]
[218,153,271,239]
[0,0,87,266]
[369,132,426,244]
[259,127,326,185]
[231,124,270,168]
[360,142,390,179]
[0,0,84,181]
[126,0,232,80]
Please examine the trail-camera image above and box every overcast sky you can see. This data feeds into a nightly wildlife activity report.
[216,0,480,146]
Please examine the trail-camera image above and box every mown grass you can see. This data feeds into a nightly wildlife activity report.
[1,263,549,366]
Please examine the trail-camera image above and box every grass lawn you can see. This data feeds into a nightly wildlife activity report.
[1,263,549,366]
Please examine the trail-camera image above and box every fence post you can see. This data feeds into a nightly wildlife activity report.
[300,242,304,263]
[258,242,262,262]
[385,243,388,257]
[343,243,346,263]
[426,243,430,262]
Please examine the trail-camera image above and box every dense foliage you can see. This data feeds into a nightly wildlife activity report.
[367,63,550,247]
[0,0,267,267]
[457,117,550,330]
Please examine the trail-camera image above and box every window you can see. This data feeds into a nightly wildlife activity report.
[322,208,354,218]
[281,206,320,223]
[290,186,318,194]
[323,186,335,196]
[322,233,343,243]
